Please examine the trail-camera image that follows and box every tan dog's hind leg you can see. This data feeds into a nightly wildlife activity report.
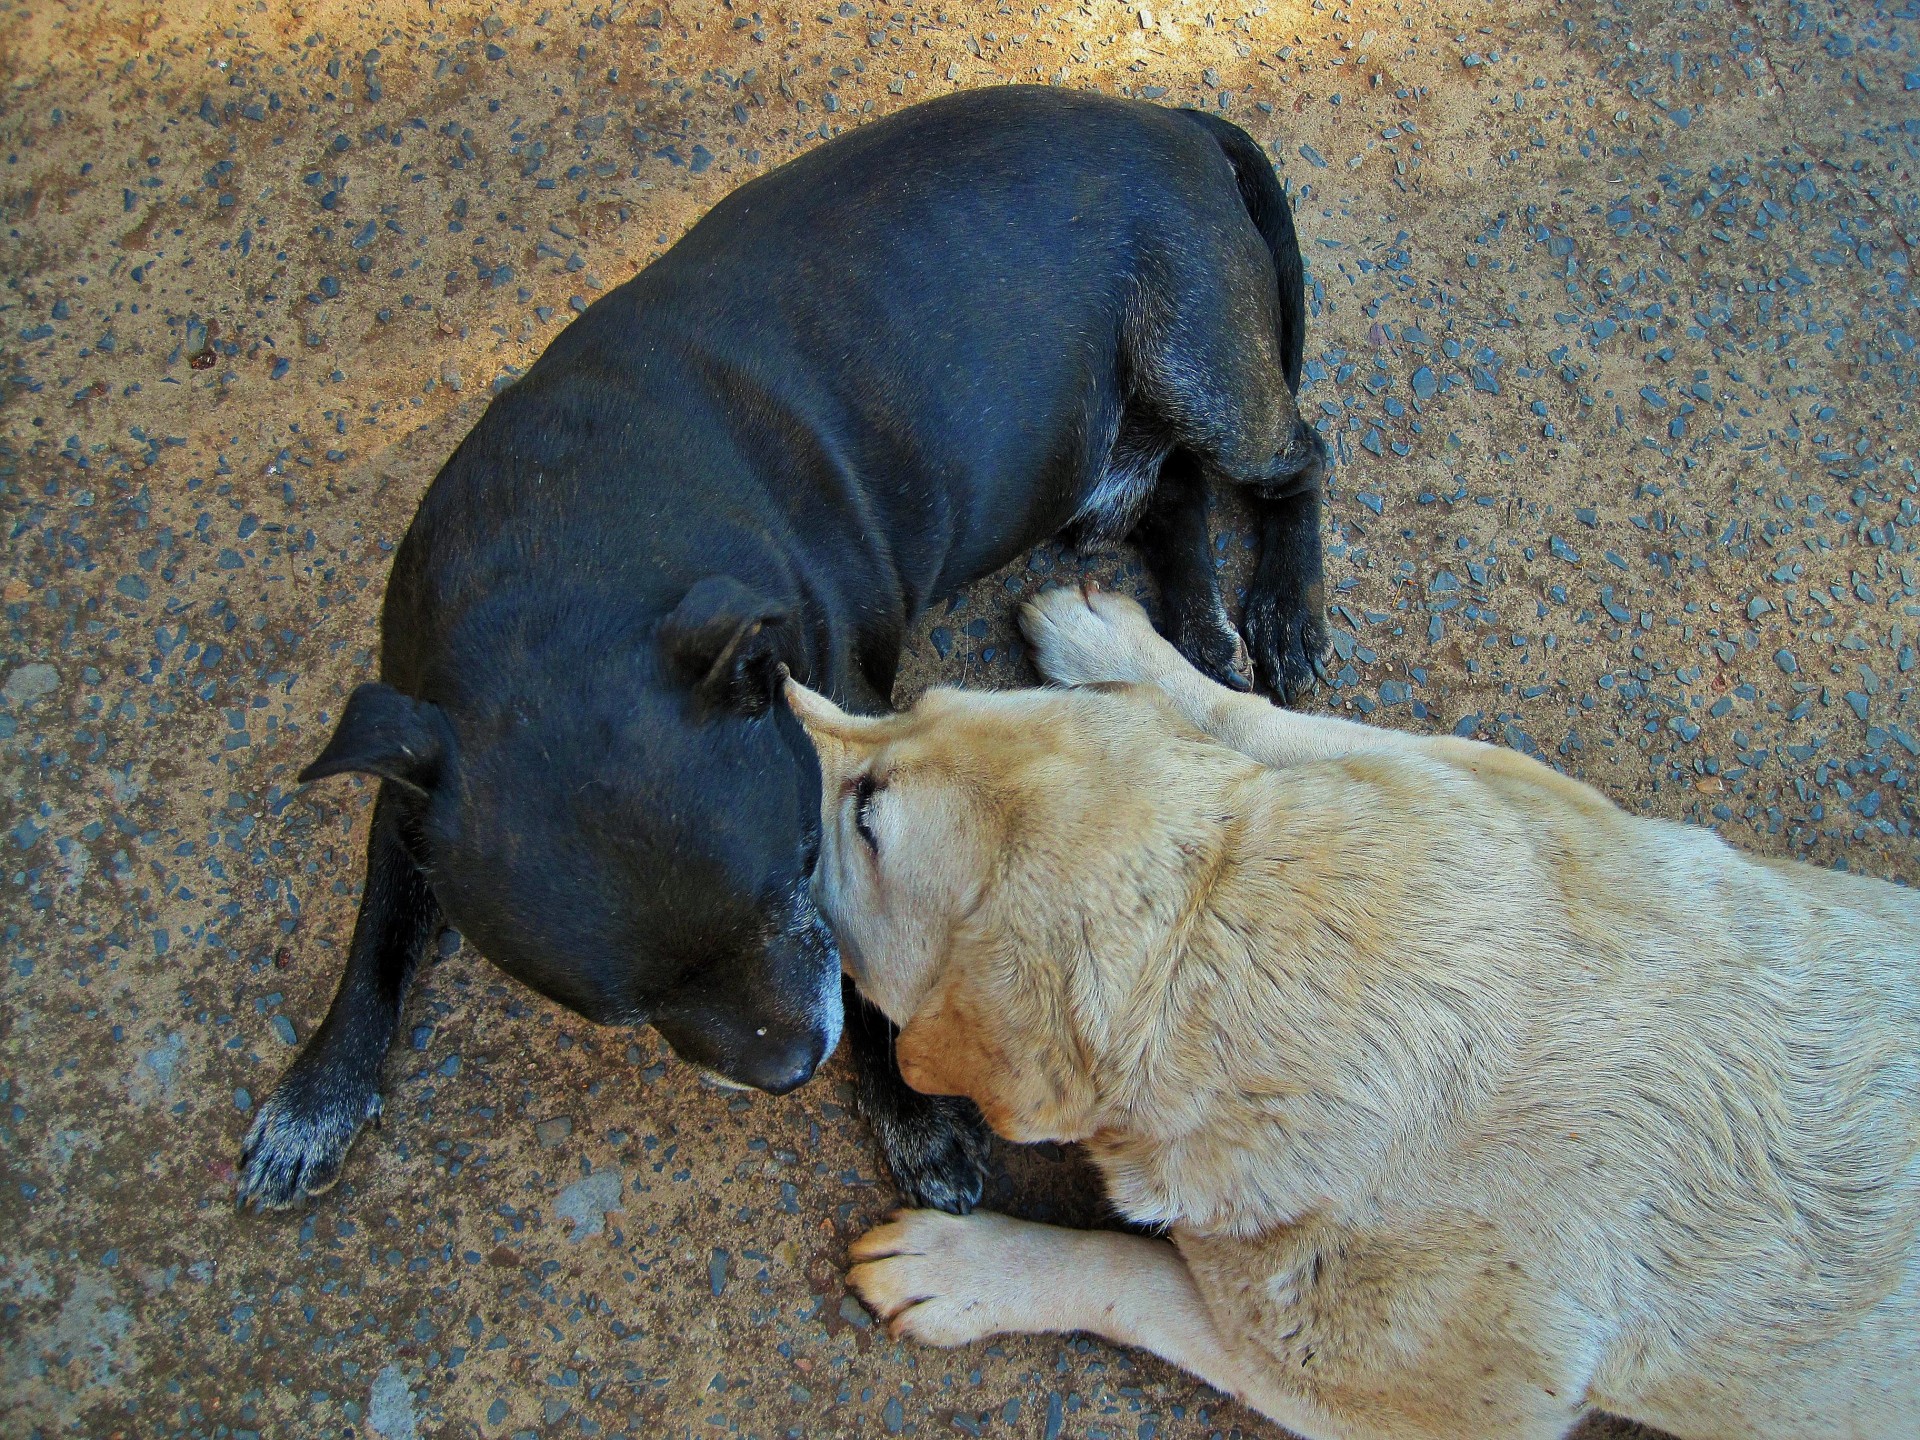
[848,1209,1359,1440]
[1022,585,1417,770]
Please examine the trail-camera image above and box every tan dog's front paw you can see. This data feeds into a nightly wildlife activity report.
[1020,585,1182,690]
[847,1209,1046,1347]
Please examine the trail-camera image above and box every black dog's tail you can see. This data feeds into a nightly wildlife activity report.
[1179,110,1308,392]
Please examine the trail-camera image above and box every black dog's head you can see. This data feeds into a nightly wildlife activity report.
[301,574,840,1094]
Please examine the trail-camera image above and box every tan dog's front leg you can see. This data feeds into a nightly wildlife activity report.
[848,1210,1351,1439]
[1021,585,1418,771]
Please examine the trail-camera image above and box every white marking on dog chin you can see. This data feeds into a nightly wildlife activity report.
[790,880,846,1067]
[688,885,846,1095]
[812,966,845,1066]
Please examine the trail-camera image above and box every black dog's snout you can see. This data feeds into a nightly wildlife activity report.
[740,1030,828,1096]
[650,996,832,1096]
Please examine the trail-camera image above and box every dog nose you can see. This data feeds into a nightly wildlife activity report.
[736,1030,827,1096]
[650,1003,830,1096]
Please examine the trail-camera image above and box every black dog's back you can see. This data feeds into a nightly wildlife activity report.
[403,90,1301,656]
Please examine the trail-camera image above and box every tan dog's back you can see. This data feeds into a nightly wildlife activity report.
[1152,738,1920,1438]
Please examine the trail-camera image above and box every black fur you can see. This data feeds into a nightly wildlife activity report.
[1129,450,1254,692]
[1174,106,1330,700]
[239,88,1326,1213]
[238,792,439,1209]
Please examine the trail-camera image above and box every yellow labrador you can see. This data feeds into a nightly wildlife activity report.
[786,585,1920,1440]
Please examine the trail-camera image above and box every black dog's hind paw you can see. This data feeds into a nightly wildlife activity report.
[1165,605,1254,694]
[1245,591,1329,707]
[236,1071,383,1212]
[868,1091,993,1215]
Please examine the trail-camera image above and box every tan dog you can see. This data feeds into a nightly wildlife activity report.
[787,586,1920,1440]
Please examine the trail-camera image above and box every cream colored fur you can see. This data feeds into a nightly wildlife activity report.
[789,585,1920,1440]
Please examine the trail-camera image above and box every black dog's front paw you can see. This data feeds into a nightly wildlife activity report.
[868,1091,993,1214]
[1245,587,1328,706]
[236,1067,383,1212]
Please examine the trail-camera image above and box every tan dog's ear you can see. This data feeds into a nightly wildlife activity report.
[897,968,1096,1145]
[783,676,885,759]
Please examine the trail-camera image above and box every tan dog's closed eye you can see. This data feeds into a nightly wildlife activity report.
[795,587,1920,1440]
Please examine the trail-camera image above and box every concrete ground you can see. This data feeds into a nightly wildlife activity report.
[2,0,1915,1434]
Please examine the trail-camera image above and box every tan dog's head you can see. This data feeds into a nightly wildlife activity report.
[786,678,1161,1143]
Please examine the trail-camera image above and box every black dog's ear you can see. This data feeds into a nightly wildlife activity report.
[659,575,794,715]
[299,683,447,795]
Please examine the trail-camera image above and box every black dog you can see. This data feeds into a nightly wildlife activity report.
[238,87,1327,1213]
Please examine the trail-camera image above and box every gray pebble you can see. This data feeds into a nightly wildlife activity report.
[3,663,58,707]
[367,1364,418,1440]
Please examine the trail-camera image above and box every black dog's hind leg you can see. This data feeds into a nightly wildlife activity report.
[238,786,440,1211]
[1241,426,1330,705]
[1130,448,1253,692]
[845,977,991,1214]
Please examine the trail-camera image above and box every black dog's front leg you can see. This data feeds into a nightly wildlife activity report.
[237,787,441,1211]
[844,976,992,1214]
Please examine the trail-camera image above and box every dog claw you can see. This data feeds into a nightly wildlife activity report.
[867,1092,993,1216]
[234,1068,377,1214]
[1223,633,1255,692]
[1167,611,1250,694]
